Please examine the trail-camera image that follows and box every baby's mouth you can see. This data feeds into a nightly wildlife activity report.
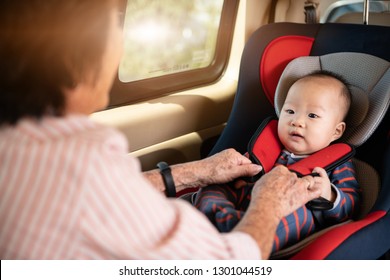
[290,131,304,139]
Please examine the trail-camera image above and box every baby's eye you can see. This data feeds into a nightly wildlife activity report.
[308,113,319,119]
[285,109,294,114]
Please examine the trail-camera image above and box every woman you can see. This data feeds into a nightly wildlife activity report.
[0,0,320,259]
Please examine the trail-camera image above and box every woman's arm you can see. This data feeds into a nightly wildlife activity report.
[143,148,262,194]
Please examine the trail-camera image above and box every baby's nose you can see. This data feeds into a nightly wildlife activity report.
[291,116,305,127]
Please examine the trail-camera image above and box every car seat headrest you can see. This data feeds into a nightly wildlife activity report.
[275,52,390,147]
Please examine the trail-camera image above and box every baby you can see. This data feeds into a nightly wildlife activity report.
[194,70,361,252]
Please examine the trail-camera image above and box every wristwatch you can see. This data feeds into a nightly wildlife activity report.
[157,161,176,198]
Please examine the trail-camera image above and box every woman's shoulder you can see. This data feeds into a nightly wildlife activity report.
[1,114,128,151]
[60,114,129,152]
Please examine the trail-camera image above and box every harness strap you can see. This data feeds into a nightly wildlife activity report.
[288,143,355,177]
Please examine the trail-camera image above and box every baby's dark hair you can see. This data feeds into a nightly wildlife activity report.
[305,70,352,121]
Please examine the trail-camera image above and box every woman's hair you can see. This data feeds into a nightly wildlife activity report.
[0,0,118,125]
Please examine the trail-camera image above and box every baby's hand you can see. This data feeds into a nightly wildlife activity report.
[312,167,333,202]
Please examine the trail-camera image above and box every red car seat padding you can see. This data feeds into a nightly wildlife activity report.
[260,36,314,106]
[291,210,387,259]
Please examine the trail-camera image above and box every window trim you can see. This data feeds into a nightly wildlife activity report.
[108,0,239,108]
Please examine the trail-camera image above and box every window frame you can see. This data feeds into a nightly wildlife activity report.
[108,0,239,108]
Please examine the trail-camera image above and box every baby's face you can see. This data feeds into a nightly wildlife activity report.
[278,76,346,155]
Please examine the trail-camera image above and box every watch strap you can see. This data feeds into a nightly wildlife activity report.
[157,161,176,198]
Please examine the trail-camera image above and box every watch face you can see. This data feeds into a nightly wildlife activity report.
[157,161,170,171]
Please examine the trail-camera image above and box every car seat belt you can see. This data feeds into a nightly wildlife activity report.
[245,116,355,211]
[304,1,319,24]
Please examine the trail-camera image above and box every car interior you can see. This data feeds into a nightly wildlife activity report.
[89,0,390,259]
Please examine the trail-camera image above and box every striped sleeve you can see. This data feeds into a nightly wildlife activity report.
[78,135,261,259]
[322,160,360,223]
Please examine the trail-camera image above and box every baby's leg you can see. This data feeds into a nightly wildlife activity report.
[194,184,252,232]
[272,206,317,252]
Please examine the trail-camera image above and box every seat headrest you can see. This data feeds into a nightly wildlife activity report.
[275,52,390,147]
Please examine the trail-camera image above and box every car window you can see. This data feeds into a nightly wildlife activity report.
[109,0,238,107]
[321,0,390,23]
[119,0,224,82]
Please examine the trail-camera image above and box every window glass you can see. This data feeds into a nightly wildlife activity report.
[321,0,390,23]
[119,0,224,83]
[109,0,238,107]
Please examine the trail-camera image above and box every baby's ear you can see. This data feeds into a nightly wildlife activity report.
[332,122,346,141]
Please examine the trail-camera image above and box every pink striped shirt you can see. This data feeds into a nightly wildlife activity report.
[0,115,260,259]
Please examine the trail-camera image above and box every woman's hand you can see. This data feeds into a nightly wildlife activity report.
[197,148,262,186]
[251,165,321,219]
[234,165,321,259]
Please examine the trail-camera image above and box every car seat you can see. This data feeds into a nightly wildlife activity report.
[208,22,390,260]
